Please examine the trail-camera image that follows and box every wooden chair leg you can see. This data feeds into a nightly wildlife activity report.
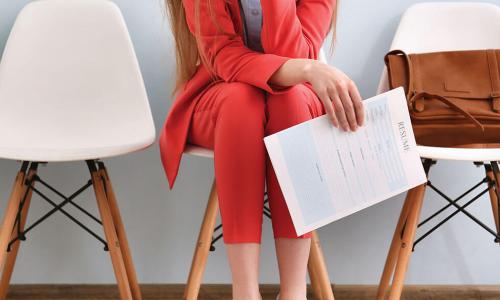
[387,183,427,300]
[487,166,500,234]
[0,167,37,299]
[0,165,28,278]
[99,167,142,300]
[376,188,415,300]
[184,180,219,300]
[307,230,334,300]
[90,167,133,300]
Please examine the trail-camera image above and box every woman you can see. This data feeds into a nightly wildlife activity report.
[160,0,364,298]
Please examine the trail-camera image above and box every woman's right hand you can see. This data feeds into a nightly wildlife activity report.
[304,60,364,132]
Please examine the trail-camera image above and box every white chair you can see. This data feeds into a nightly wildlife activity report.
[182,49,335,300]
[0,1,155,299]
[376,3,500,299]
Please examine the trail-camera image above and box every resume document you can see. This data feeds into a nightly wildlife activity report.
[264,87,427,235]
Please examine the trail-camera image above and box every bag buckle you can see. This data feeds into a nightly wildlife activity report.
[492,92,500,112]
[410,90,425,112]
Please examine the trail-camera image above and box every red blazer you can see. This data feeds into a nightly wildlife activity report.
[159,0,336,189]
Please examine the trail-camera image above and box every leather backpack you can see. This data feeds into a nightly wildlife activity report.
[385,49,500,148]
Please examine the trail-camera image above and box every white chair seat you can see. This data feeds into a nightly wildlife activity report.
[417,146,500,162]
[0,141,154,162]
[184,144,214,158]
[185,145,500,162]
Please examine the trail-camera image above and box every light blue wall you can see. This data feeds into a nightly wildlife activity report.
[0,0,500,285]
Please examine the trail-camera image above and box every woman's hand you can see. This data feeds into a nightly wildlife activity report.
[269,58,365,132]
[304,60,364,131]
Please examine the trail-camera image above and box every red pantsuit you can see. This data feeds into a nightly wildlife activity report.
[188,82,325,243]
[159,0,336,243]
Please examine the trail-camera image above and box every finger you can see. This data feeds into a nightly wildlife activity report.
[338,82,358,131]
[320,92,339,128]
[349,80,365,126]
[329,90,349,132]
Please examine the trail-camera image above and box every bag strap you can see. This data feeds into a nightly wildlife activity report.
[385,49,427,111]
[385,49,414,99]
[487,50,500,112]
[412,92,485,131]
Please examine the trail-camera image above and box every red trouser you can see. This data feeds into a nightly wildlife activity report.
[187,82,325,243]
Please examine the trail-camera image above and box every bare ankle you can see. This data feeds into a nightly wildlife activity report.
[278,287,307,300]
[232,284,261,300]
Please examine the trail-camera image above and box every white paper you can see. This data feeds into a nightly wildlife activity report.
[264,87,427,235]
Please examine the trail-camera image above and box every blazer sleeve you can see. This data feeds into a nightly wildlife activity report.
[182,0,291,93]
[260,0,336,59]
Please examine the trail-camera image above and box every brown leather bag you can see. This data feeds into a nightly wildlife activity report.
[385,49,500,148]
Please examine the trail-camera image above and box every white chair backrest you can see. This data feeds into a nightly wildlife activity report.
[378,2,500,94]
[390,2,500,53]
[0,0,155,161]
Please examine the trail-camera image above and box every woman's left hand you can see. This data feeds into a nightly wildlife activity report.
[304,60,365,132]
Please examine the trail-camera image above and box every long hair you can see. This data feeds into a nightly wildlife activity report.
[165,0,339,94]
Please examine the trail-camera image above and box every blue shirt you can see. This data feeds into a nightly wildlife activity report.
[239,0,263,52]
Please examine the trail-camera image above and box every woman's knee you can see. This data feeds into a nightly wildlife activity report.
[266,84,322,134]
[217,82,267,131]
